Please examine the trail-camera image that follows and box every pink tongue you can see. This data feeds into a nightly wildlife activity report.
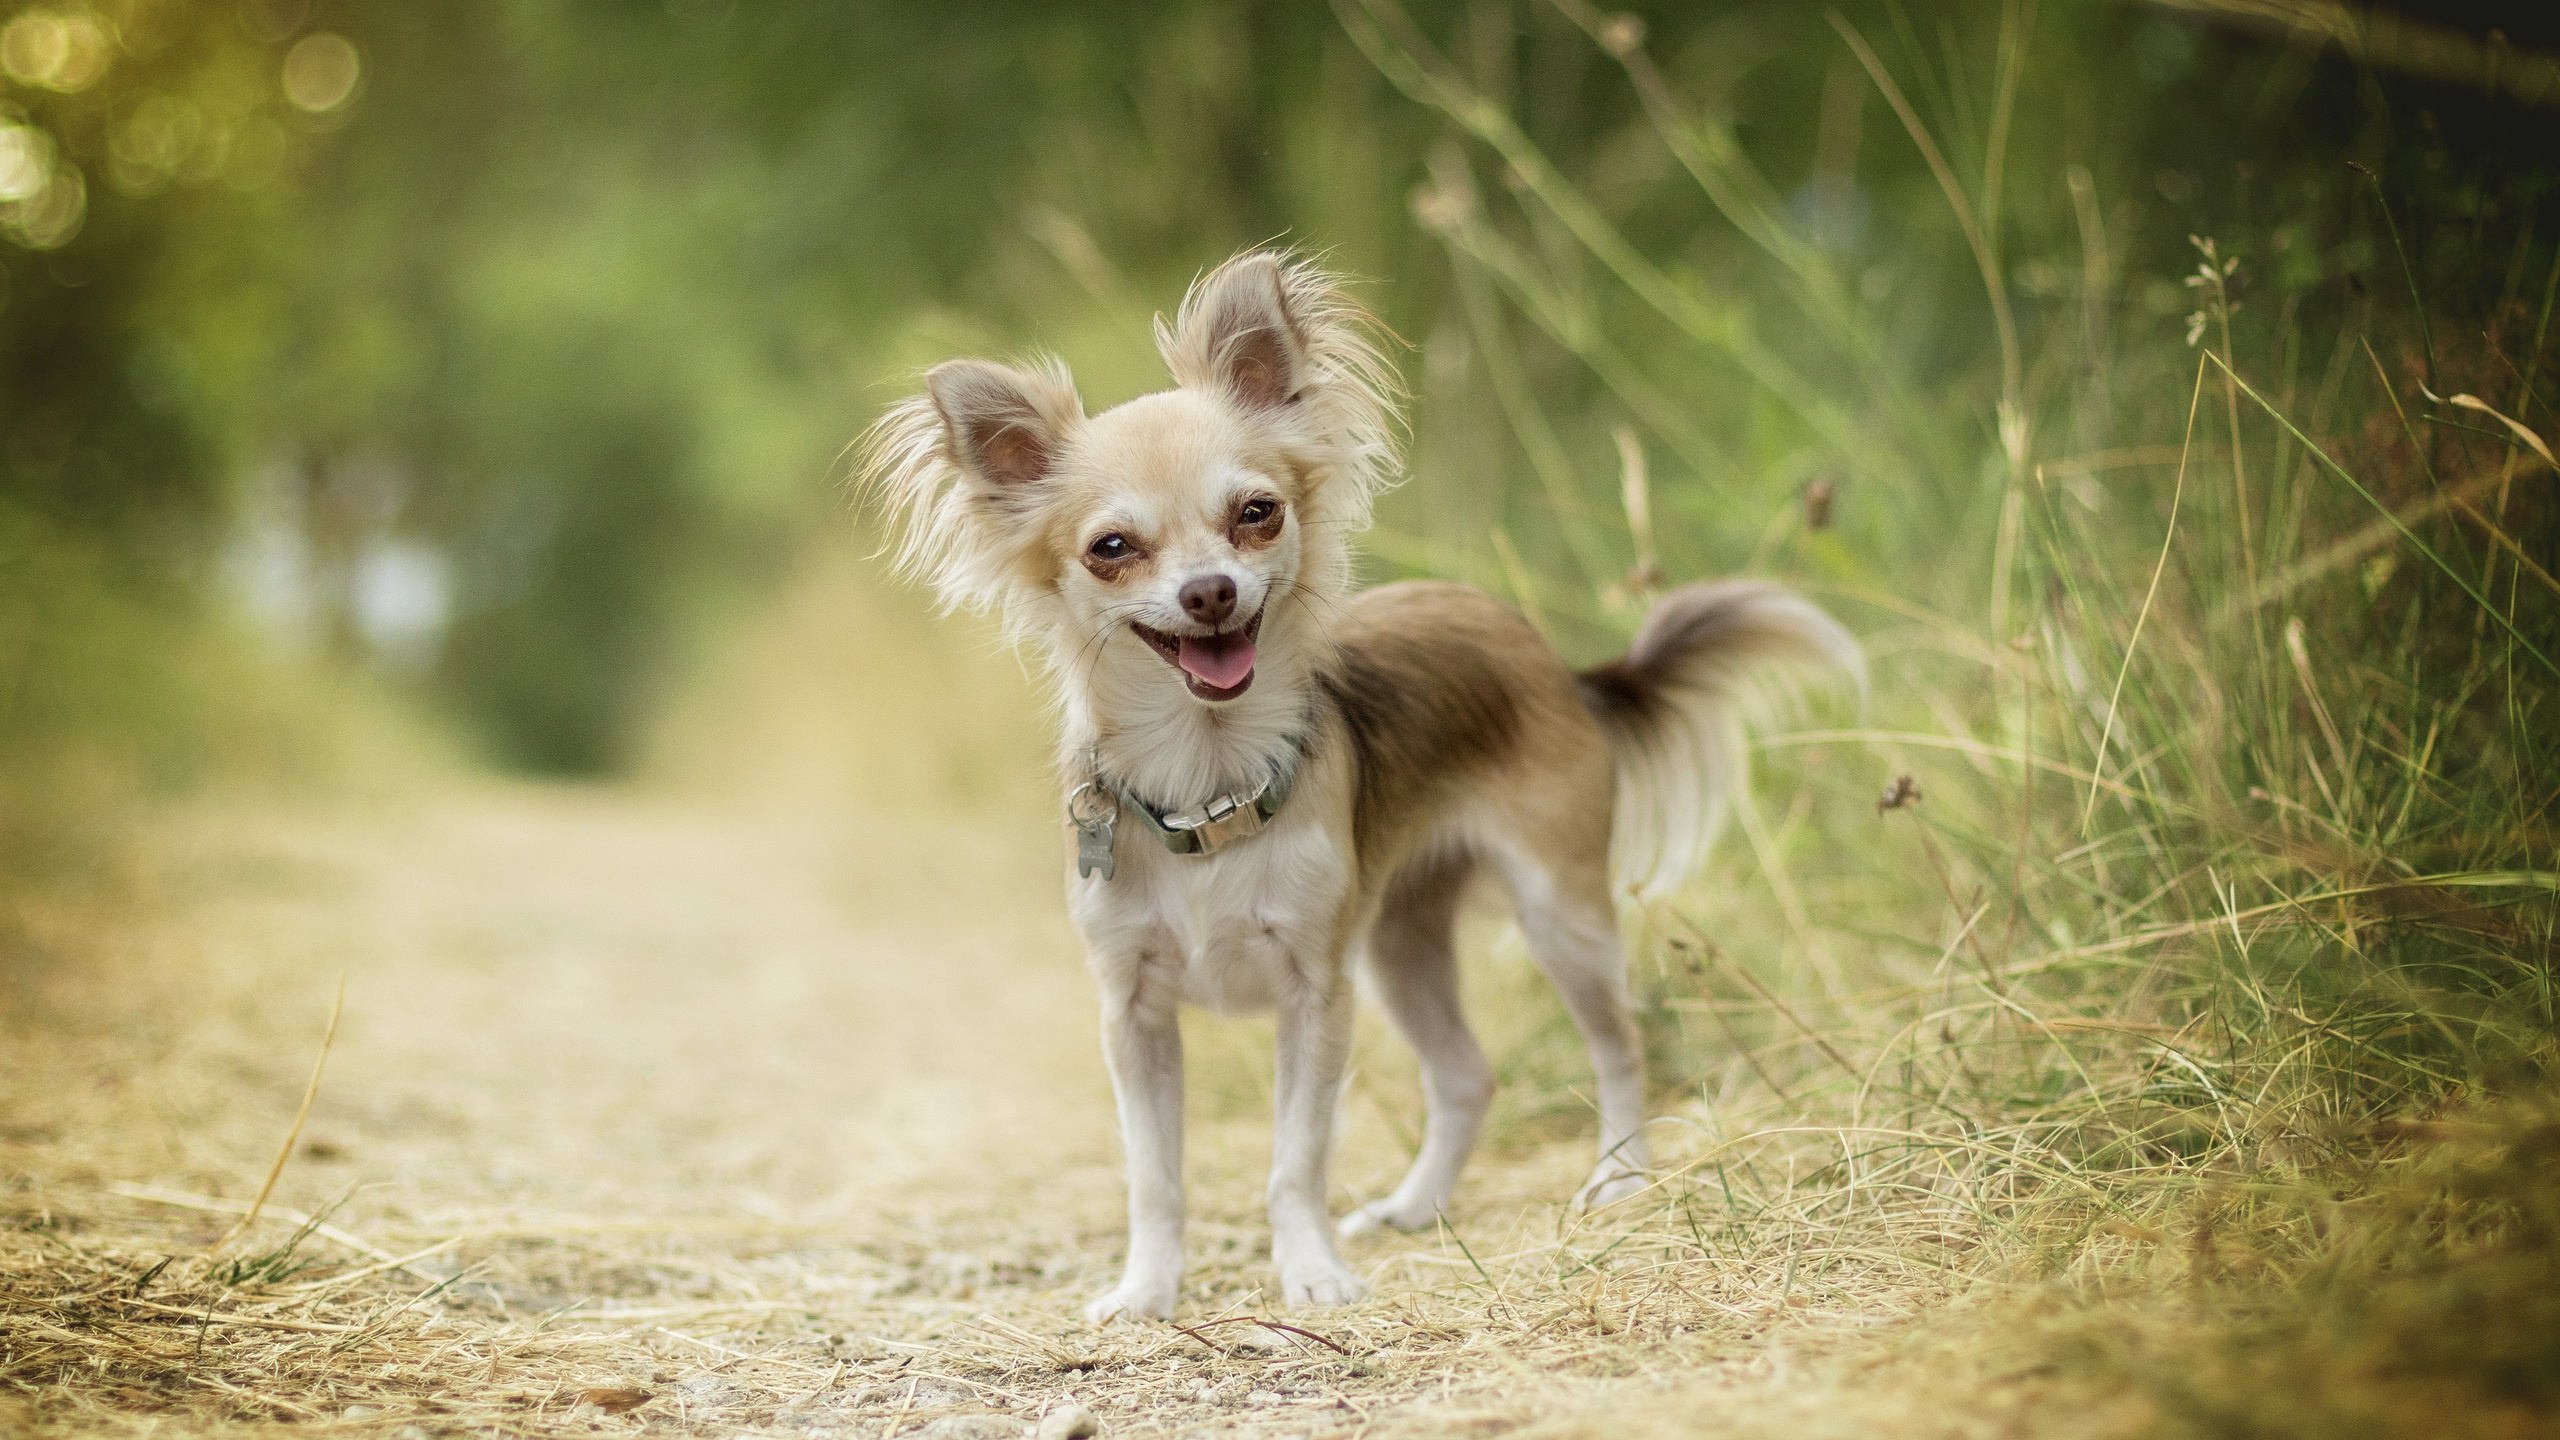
[1176,633,1257,689]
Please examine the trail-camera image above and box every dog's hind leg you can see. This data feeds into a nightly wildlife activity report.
[1494,846,1652,1210]
[1340,852,1494,1237]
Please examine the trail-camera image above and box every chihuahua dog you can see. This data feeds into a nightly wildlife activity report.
[862,251,1857,1321]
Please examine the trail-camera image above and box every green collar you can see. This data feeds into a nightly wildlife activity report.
[1107,752,1298,856]
[1070,738,1306,880]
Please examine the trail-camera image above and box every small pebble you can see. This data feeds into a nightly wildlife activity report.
[674,1373,736,1405]
[1036,1399,1100,1439]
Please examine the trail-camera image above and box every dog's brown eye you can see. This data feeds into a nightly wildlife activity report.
[1088,533,1133,561]
[1237,499,1279,527]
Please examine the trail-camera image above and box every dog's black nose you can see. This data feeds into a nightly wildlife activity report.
[1179,574,1238,627]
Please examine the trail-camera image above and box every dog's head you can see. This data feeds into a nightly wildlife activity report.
[863,251,1398,705]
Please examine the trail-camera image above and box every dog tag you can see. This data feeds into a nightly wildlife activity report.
[1068,781,1118,881]
[1076,811,1116,881]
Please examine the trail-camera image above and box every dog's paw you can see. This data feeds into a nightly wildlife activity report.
[1277,1257,1370,1309]
[1337,1197,1439,1238]
[1573,1166,1650,1212]
[1082,1280,1177,1325]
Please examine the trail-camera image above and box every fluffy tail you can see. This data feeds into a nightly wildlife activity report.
[1577,581,1863,899]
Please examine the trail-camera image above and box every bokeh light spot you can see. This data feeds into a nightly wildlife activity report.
[110,92,204,195]
[0,124,51,203]
[5,161,85,249]
[281,32,359,114]
[0,9,113,93]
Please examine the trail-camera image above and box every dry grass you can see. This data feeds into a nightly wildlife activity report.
[0,561,2146,1440]
[9,328,2560,1436]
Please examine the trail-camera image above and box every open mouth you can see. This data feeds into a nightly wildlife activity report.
[1130,610,1263,702]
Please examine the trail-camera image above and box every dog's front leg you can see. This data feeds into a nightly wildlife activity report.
[1085,958,1186,1323]
[1268,965,1369,1308]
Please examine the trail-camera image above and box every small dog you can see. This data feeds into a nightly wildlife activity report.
[863,251,1857,1321]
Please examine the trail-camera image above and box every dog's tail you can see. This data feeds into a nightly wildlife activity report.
[1576,581,1862,899]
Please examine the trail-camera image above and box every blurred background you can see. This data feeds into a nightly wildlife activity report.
[3,0,2546,800]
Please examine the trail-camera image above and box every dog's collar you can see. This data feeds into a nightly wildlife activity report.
[1109,750,1300,856]
[1069,737,1306,879]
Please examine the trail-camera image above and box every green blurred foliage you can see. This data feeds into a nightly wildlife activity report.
[1,0,2553,783]
[1,0,322,883]
[5,0,1458,773]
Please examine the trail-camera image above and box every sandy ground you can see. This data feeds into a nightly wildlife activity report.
[0,567,2040,1438]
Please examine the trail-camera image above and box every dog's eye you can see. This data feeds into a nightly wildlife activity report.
[1237,499,1279,527]
[1088,533,1132,561]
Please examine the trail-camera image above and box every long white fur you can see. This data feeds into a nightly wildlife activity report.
[1596,581,1866,898]
[861,355,1086,628]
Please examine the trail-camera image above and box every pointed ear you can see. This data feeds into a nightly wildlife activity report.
[1159,252,1308,411]
[859,356,1085,612]
[925,358,1082,491]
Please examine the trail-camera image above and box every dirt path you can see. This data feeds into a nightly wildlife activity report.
[2,572,1997,1438]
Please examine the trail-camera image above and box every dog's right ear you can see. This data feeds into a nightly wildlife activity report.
[925,359,1079,494]
[858,355,1083,613]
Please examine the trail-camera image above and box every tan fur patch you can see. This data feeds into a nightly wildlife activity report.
[1319,582,1596,865]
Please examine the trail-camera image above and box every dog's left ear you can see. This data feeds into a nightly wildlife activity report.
[1158,249,1402,535]
[1160,252,1308,411]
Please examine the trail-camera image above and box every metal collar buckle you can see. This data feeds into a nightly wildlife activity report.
[1074,737,1303,878]
[1152,777,1286,856]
